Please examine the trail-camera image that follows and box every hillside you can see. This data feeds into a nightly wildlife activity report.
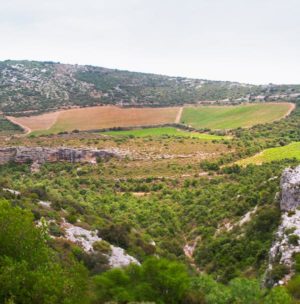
[1,60,300,115]
[1,60,300,303]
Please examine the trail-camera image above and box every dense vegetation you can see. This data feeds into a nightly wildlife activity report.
[1,63,300,302]
[0,157,299,303]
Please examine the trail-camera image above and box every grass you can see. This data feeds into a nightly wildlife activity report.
[237,142,300,165]
[181,103,293,130]
[100,127,228,140]
[0,115,22,134]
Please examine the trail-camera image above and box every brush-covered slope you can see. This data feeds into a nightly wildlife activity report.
[1,60,300,115]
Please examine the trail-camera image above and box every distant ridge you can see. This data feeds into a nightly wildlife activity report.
[0,60,299,115]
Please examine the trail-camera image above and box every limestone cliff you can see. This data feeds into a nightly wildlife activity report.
[0,146,123,165]
[280,166,300,211]
[266,165,300,286]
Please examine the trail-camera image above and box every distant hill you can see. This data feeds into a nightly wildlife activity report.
[0,60,300,115]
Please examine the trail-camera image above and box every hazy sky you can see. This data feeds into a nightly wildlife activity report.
[0,0,299,84]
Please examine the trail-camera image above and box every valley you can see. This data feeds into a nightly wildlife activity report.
[1,60,300,304]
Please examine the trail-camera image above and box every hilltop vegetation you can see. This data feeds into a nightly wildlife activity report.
[1,60,300,115]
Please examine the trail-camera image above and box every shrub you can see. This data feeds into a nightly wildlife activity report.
[93,240,112,254]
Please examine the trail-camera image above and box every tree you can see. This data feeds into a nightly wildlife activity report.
[0,200,89,304]
[263,287,292,304]
[93,257,190,304]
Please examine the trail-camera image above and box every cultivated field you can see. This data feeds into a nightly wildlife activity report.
[181,102,294,130]
[101,127,228,140]
[6,102,294,135]
[8,106,181,135]
[237,142,300,165]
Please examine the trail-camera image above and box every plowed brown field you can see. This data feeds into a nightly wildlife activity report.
[8,106,181,134]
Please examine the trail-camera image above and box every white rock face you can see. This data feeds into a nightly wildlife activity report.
[238,205,258,227]
[109,246,140,268]
[38,201,51,208]
[62,220,140,268]
[268,210,300,283]
[2,188,20,195]
[266,166,300,285]
[280,166,300,211]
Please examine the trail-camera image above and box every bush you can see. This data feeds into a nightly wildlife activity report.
[93,240,112,254]
[287,275,300,299]
[269,264,290,282]
[288,234,299,246]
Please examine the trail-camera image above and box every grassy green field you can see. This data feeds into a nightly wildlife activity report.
[237,142,300,165]
[181,103,293,130]
[100,127,228,140]
[0,115,22,134]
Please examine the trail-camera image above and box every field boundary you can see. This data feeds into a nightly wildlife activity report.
[175,107,183,123]
[6,116,32,135]
[75,123,228,136]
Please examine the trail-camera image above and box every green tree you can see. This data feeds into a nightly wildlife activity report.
[0,200,89,304]
[93,257,190,304]
[263,287,292,304]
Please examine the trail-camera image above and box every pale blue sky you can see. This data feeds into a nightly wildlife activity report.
[0,0,299,84]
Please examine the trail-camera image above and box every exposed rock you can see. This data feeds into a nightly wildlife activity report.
[265,166,300,286]
[280,166,300,211]
[61,220,139,268]
[238,205,258,226]
[215,205,258,235]
[30,161,41,173]
[38,201,51,208]
[0,146,124,165]
[2,188,20,195]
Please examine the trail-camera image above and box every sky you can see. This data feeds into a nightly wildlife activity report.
[0,0,299,84]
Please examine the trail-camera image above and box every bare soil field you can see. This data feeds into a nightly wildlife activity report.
[6,112,60,133]
[7,106,181,135]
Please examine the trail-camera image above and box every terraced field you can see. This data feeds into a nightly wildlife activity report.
[181,102,294,130]
[237,142,300,165]
[101,127,228,140]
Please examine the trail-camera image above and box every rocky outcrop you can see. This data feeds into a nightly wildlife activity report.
[266,166,300,286]
[0,146,124,165]
[280,166,300,211]
[61,220,139,268]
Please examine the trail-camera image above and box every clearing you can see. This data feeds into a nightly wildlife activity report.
[237,142,300,166]
[181,102,294,130]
